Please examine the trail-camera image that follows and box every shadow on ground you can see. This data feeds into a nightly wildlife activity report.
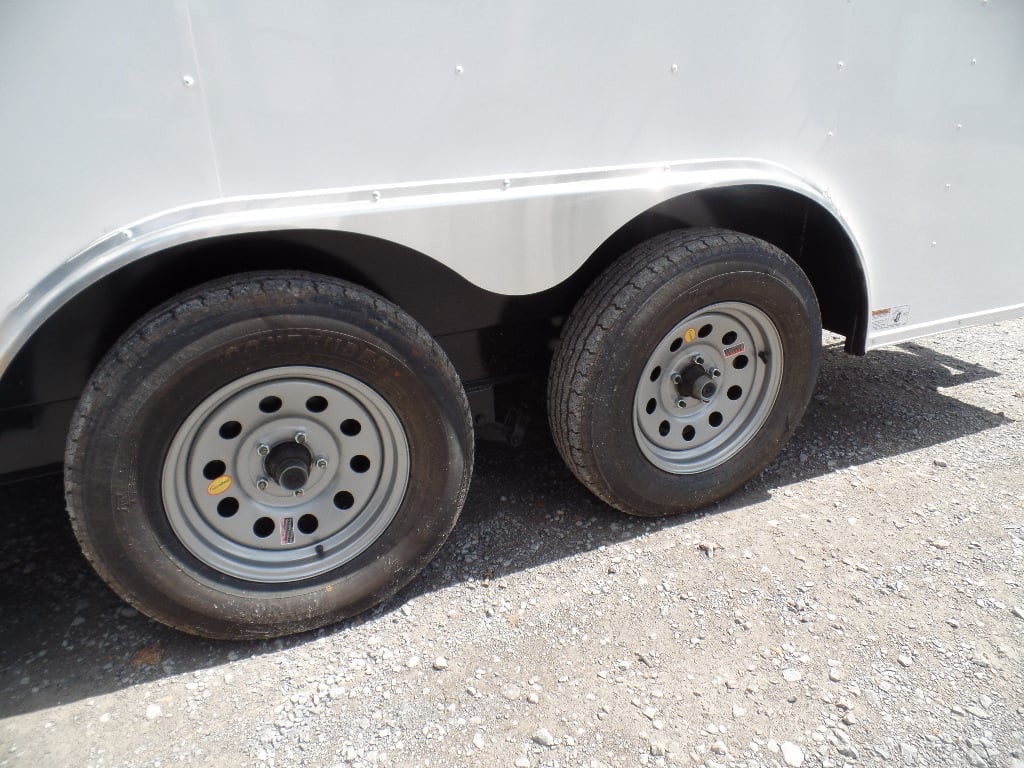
[0,340,1010,718]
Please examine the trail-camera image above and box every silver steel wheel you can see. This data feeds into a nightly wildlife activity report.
[163,366,410,582]
[633,301,784,474]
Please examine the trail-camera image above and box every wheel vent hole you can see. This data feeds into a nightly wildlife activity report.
[350,455,371,473]
[217,497,239,518]
[645,398,657,415]
[733,354,749,370]
[709,411,723,428]
[259,396,282,413]
[669,338,682,352]
[334,491,355,510]
[682,425,696,441]
[698,324,713,338]
[340,419,362,436]
[649,366,662,382]
[722,330,738,345]
[218,421,242,439]
[727,385,743,400]
[202,460,226,480]
[658,420,670,437]
[305,396,328,413]
[297,514,319,535]
[253,517,275,538]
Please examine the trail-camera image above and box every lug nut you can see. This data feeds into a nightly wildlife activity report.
[257,443,270,456]
[710,368,721,379]
[671,373,682,384]
[294,431,307,445]
[315,456,328,469]
[256,476,269,490]
[676,398,687,408]
[693,355,705,366]
[293,489,304,497]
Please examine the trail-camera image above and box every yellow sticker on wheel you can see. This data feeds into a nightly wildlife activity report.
[207,475,233,495]
[684,327,697,343]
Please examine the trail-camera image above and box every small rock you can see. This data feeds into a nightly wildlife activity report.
[406,656,420,668]
[900,743,919,762]
[828,669,843,683]
[782,668,803,683]
[898,654,913,667]
[930,540,950,550]
[842,712,856,726]
[432,656,449,671]
[732,704,747,718]
[979,694,993,709]
[837,744,859,759]
[650,738,668,757]
[502,686,522,701]
[532,728,555,747]
[514,758,531,768]
[1011,606,1024,620]
[710,740,728,755]
[144,704,162,720]
[472,732,486,750]
[946,618,960,628]
[781,741,804,767]
[933,459,948,468]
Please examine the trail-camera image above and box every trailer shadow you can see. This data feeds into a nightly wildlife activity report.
[0,340,1012,718]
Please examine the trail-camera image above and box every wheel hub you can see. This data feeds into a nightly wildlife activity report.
[263,440,312,491]
[633,302,783,474]
[162,366,410,583]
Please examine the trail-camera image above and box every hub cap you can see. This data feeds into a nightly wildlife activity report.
[163,366,410,582]
[633,302,783,474]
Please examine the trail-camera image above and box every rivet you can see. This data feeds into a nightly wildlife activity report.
[837,61,845,71]
[182,75,195,87]
[371,190,381,202]
[502,178,511,190]
[945,183,951,190]
[826,130,835,139]
[931,241,938,247]
[970,58,977,66]
[670,64,678,74]
[454,64,464,75]
[956,123,963,130]
[294,489,304,497]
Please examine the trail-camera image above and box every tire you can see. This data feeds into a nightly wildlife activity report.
[548,228,821,517]
[65,272,473,639]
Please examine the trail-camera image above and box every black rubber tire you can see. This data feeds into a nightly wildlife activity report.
[65,272,473,639]
[548,228,821,517]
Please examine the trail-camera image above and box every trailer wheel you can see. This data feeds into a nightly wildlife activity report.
[548,229,820,517]
[65,273,472,639]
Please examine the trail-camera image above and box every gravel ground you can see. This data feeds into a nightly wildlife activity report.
[2,321,1023,768]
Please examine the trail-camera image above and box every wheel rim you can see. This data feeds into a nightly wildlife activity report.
[633,301,784,474]
[162,366,410,583]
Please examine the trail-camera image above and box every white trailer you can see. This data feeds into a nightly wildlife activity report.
[1,1,1021,637]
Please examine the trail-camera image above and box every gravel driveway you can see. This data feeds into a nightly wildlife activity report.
[2,321,1023,768]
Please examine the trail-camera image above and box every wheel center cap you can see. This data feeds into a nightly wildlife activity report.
[264,442,312,490]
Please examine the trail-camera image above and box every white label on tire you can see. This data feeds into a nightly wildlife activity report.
[280,517,295,545]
